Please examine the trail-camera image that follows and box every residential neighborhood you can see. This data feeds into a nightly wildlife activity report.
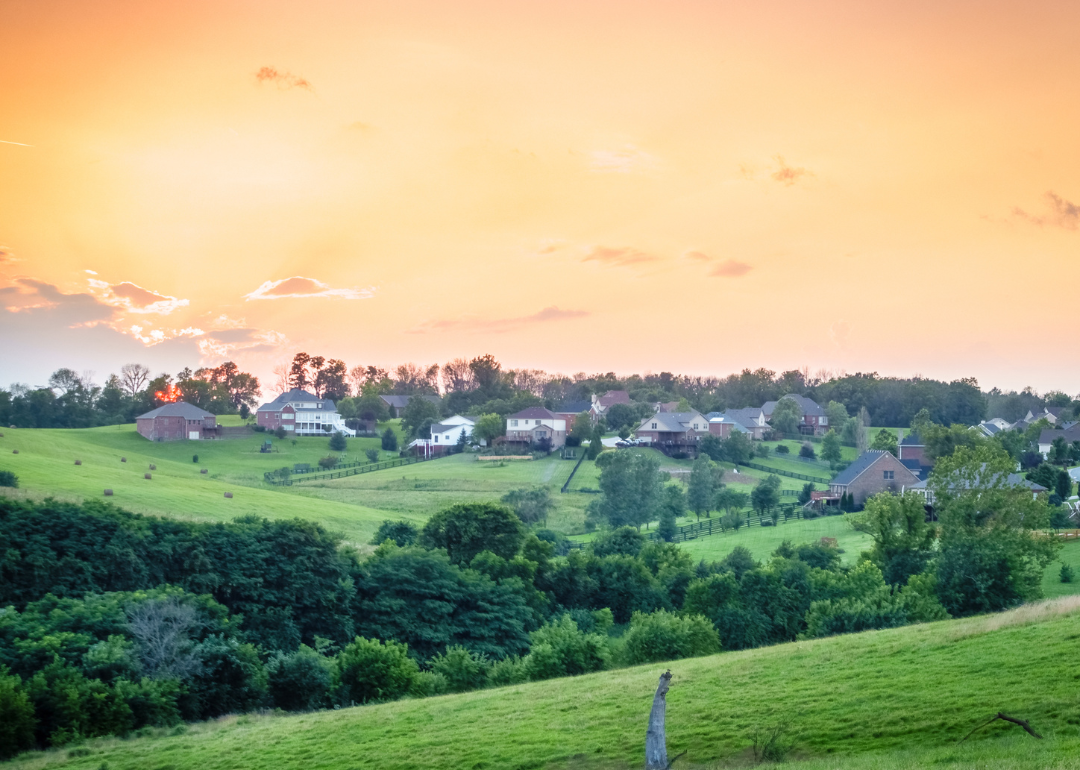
[256,388,356,437]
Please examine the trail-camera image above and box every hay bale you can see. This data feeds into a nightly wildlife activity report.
[224,491,233,499]
[200,469,208,474]
[12,449,18,454]
[121,457,127,462]
[149,464,156,470]
[144,473,152,480]
[104,489,113,496]
[75,460,82,465]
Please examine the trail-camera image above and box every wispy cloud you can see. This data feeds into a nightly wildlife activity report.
[684,250,711,262]
[410,306,588,334]
[709,259,753,278]
[772,155,812,186]
[255,66,315,92]
[583,246,661,268]
[589,145,657,174]
[1013,191,1080,231]
[88,280,189,314]
[0,140,33,147]
[244,276,374,301]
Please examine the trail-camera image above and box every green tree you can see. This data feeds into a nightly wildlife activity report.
[570,412,593,445]
[429,645,489,693]
[365,448,379,463]
[921,423,985,461]
[594,450,665,529]
[622,610,720,665]
[401,396,440,439]
[523,616,609,681]
[1055,468,1072,500]
[825,401,849,434]
[821,429,842,466]
[909,407,933,438]
[336,637,418,704]
[855,408,871,453]
[771,397,802,435]
[380,427,398,451]
[267,645,334,712]
[870,429,898,456]
[715,488,749,517]
[657,485,683,542]
[797,482,815,506]
[370,520,419,546]
[587,424,605,460]
[750,475,782,520]
[722,430,753,465]
[687,455,715,520]
[472,413,505,445]
[501,487,555,526]
[850,492,936,585]
[699,433,723,461]
[421,503,525,565]
[0,673,36,760]
[329,431,347,452]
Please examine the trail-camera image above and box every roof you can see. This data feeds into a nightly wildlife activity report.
[909,467,1048,492]
[720,407,765,429]
[829,450,901,486]
[707,415,751,434]
[509,406,558,420]
[430,423,470,436]
[899,458,928,480]
[595,390,631,408]
[259,388,338,412]
[554,400,591,414]
[977,422,1002,436]
[637,411,705,433]
[379,394,441,408]
[900,431,924,446]
[1039,425,1080,446]
[780,394,825,416]
[761,400,778,415]
[137,401,215,420]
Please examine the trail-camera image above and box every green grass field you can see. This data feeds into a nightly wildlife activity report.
[676,514,873,565]
[8,598,1080,770]
[1042,539,1080,598]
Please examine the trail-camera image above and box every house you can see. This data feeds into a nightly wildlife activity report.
[256,388,355,436]
[506,407,567,449]
[896,431,933,479]
[634,410,709,455]
[408,415,475,456]
[828,450,920,507]
[656,401,681,413]
[136,401,218,441]
[708,408,768,440]
[909,466,1047,506]
[706,414,752,439]
[590,390,631,420]
[975,418,1011,437]
[762,394,829,436]
[379,394,442,418]
[552,399,592,429]
[1038,424,1080,457]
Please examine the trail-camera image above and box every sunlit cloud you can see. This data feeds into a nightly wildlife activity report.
[684,250,711,262]
[89,280,189,314]
[84,269,97,275]
[0,140,33,147]
[771,155,813,186]
[583,246,661,267]
[410,306,588,334]
[1013,192,1080,231]
[589,145,657,174]
[255,66,314,92]
[709,259,753,278]
[243,276,375,301]
[198,329,287,359]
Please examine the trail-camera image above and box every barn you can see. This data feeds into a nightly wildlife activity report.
[136,401,218,441]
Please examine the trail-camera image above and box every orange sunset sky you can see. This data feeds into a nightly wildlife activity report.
[2,0,1078,393]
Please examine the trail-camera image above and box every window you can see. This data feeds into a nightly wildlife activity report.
[651,422,657,429]
[511,420,519,427]
[693,423,698,430]
[820,416,827,425]
[535,419,541,425]
[434,435,439,442]
[884,470,894,480]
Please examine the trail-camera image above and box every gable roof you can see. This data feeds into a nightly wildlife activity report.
[637,411,705,433]
[137,401,215,420]
[707,415,751,433]
[509,406,557,420]
[782,394,825,416]
[259,388,337,412]
[595,390,631,408]
[720,407,765,428]
[829,450,915,487]
[554,399,591,414]
[900,431,924,446]
[909,468,1047,492]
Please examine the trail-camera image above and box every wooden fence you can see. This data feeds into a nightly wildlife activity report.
[742,461,831,484]
[264,453,445,485]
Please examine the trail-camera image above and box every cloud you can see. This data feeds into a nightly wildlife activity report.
[583,246,661,268]
[97,281,189,314]
[255,66,315,92]
[684,251,711,262]
[771,155,812,186]
[589,145,657,174]
[243,276,374,301]
[1013,192,1080,231]
[1,278,112,318]
[197,328,287,359]
[410,306,588,334]
[708,259,753,278]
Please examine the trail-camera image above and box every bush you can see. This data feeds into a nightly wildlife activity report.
[0,673,36,760]
[799,442,816,459]
[274,427,287,440]
[370,520,419,547]
[267,645,334,711]
[524,616,609,681]
[0,471,18,489]
[252,424,266,432]
[407,671,448,698]
[428,645,489,693]
[775,444,790,455]
[191,454,198,464]
[622,610,721,665]
[329,432,347,452]
[381,428,398,452]
[318,456,338,469]
[751,721,795,763]
[1061,564,1075,584]
[365,448,379,464]
[487,656,529,687]
[336,637,418,705]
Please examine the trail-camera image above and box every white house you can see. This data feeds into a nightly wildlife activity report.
[506,407,567,448]
[408,415,475,456]
[256,388,355,437]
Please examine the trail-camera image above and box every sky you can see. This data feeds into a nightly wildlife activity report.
[2,0,1078,395]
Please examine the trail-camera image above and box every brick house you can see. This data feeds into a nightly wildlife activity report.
[762,394,829,435]
[634,410,709,455]
[706,414,753,439]
[506,407,567,449]
[256,388,355,436]
[552,399,592,430]
[590,390,631,421]
[708,407,768,439]
[828,450,920,507]
[136,401,218,441]
[378,394,442,418]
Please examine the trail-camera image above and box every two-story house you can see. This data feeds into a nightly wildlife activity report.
[762,394,829,436]
[256,388,355,437]
[506,407,567,449]
[828,450,920,507]
[634,410,709,455]
[136,401,218,441]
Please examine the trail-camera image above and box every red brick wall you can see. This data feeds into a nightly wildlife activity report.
[835,453,920,506]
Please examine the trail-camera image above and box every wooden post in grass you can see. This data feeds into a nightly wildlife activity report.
[645,670,677,769]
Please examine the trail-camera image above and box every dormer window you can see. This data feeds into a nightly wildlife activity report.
[651,422,657,429]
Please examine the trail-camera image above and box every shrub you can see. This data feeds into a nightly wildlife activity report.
[1061,564,1075,584]
[370,520,419,547]
[751,721,795,763]
[622,610,720,665]
[381,428,398,452]
[428,645,489,693]
[318,456,339,469]
[523,616,609,681]
[0,673,36,760]
[487,656,529,687]
[799,442,816,459]
[0,471,18,488]
[336,637,418,704]
[329,432,347,452]
[274,427,287,440]
[191,454,198,464]
[267,645,334,711]
[775,444,790,455]
[365,448,379,464]
[252,424,266,432]
[408,671,448,698]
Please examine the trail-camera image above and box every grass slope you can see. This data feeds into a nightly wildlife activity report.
[9,599,1080,770]
[676,514,872,565]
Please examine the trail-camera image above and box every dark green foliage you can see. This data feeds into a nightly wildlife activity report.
[365,448,379,464]
[401,397,440,439]
[852,493,935,585]
[329,432,347,452]
[524,616,609,681]
[0,470,17,488]
[183,637,267,720]
[500,487,555,526]
[622,610,720,665]
[370,520,419,547]
[698,433,723,461]
[1028,463,1058,490]
[590,526,645,557]
[421,503,525,565]
[336,637,418,704]
[1055,468,1072,500]
[657,486,682,542]
[429,645,489,692]
[0,672,36,760]
[797,482,815,506]
[381,428,398,451]
[687,455,714,519]
[593,450,664,529]
[191,454,198,464]
[799,442,816,459]
[267,646,334,711]
[587,425,604,460]
[1050,508,1071,530]
[870,429,898,456]
[1061,564,1075,583]
[775,443,790,455]
[750,474,782,519]
[274,426,287,440]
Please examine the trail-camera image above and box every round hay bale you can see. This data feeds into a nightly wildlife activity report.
[200,469,208,474]
[75,460,82,465]
[104,489,113,496]
[144,473,152,480]
[12,449,18,454]
[121,457,127,462]
[149,464,156,470]
[224,491,233,499]
[0,432,4,437]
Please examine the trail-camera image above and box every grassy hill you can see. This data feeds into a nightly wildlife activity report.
[8,598,1080,770]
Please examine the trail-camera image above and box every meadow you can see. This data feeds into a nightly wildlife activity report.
[7,597,1080,770]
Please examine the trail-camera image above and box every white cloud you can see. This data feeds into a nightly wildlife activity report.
[243,276,375,301]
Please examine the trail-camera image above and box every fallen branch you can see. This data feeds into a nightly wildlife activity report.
[664,750,687,769]
[959,712,1043,743]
